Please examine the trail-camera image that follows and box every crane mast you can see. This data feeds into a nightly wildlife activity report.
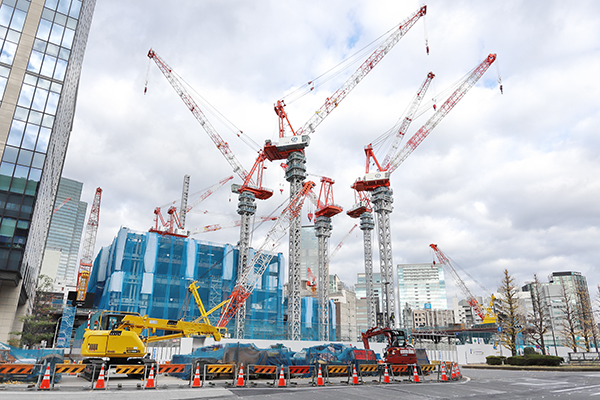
[217,181,316,337]
[76,187,102,302]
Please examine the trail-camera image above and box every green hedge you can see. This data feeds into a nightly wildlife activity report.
[486,356,506,365]
[506,355,563,366]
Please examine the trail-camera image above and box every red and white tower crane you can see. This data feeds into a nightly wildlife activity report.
[263,5,428,340]
[430,244,497,324]
[75,187,102,304]
[150,175,233,236]
[351,54,498,328]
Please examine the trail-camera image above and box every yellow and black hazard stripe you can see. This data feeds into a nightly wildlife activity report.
[288,365,310,374]
[54,364,86,374]
[0,364,34,374]
[205,364,235,374]
[327,365,349,375]
[421,364,436,372]
[115,365,146,375]
[359,364,379,373]
[158,364,185,374]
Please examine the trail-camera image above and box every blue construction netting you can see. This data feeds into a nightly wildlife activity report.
[86,227,287,338]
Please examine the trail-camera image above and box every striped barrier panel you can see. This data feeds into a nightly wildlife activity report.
[248,365,278,386]
[114,365,146,375]
[158,364,186,374]
[389,364,409,375]
[421,364,436,374]
[54,364,86,374]
[326,364,350,384]
[0,363,34,375]
[203,364,236,385]
[358,364,380,383]
[288,365,311,375]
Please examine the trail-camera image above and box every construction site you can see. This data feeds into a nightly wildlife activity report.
[0,3,510,393]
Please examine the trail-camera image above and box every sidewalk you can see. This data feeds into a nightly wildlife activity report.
[463,363,600,372]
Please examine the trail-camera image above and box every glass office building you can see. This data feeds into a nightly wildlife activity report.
[0,0,95,343]
[397,263,447,312]
[43,177,86,284]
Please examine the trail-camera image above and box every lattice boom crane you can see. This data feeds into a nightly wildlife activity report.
[76,187,102,302]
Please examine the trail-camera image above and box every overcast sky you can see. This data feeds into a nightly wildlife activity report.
[61,1,600,307]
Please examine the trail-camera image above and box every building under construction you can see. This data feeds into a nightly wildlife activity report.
[86,227,335,340]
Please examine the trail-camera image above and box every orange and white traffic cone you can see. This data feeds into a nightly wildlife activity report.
[191,364,202,388]
[39,365,52,390]
[277,365,286,387]
[456,363,462,379]
[94,365,106,389]
[412,364,420,383]
[351,364,359,385]
[440,362,448,382]
[236,363,245,387]
[383,364,390,384]
[451,363,457,380]
[145,365,156,389]
[316,364,324,386]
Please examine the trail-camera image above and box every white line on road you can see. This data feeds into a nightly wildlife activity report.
[552,384,600,393]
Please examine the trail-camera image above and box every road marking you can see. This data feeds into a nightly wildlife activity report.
[552,384,600,393]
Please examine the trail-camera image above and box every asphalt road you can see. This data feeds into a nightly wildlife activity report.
[2,368,600,399]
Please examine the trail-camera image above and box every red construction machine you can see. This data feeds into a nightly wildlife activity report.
[362,327,417,365]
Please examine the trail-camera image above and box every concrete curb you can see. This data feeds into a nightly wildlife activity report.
[462,364,600,372]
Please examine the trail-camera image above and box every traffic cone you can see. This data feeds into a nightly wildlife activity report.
[191,364,202,388]
[456,363,462,379]
[412,364,420,383]
[145,365,156,389]
[383,364,390,384]
[94,365,106,389]
[316,364,324,386]
[451,363,457,380]
[236,363,245,387]
[277,365,286,387]
[39,365,51,390]
[440,362,447,382]
[351,364,359,385]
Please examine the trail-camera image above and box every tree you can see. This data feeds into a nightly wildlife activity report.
[575,281,597,352]
[527,274,548,355]
[10,275,57,348]
[496,269,524,356]
[558,277,580,352]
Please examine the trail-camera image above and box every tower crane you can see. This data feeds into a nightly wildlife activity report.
[430,244,497,324]
[308,177,343,341]
[348,71,434,329]
[352,54,498,328]
[216,181,317,338]
[263,5,428,340]
[75,187,102,304]
[150,175,233,236]
[148,49,272,332]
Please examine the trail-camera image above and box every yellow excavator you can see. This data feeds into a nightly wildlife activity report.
[81,281,228,378]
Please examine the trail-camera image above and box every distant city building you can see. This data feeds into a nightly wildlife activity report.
[397,263,447,314]
[40,177,86,287]
[406,306,454,330]
[522,271,595,351]
[0,0,96,344]
[330,288,357,341]
[299,225,317,282]
[355,272,381,331]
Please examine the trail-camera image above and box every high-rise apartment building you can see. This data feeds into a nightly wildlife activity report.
[355,272,381,331]
[40,176,86,285]
[0,0,95,343]
[397,262,447,312]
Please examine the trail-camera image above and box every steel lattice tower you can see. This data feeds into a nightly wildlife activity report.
[372,186,395,327]
[285,151,307,340]
[234,190,257,339]
[315,215,332,341]
[360,211,377,329]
